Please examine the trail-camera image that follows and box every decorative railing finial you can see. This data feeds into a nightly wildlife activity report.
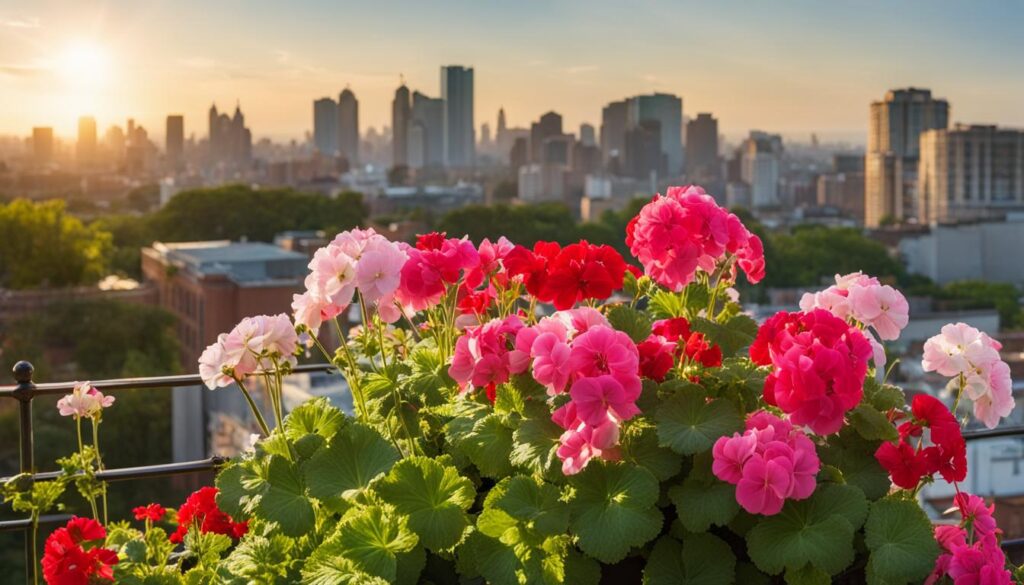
[13,360,34,384]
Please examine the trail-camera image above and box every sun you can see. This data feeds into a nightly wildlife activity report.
[56,41,112,88]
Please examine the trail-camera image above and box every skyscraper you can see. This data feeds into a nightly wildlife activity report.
[32,127,53,166]
[441,65,475,167]
[918,124,1024,223]
[865,88,949,226]
[208,102,252,167]
[625,120,664,180]
[313,97,338,156]
[165,115,184,169]
[338,89,359,165]
[77,116,97,168]
[392,84,411,167]
[601,100,628,166]
[579,123,596,147]
[626,93,683,176]
[409,91,444,168]
[530,112,563,163]
[740,131,783,208]
[685,113,719,181]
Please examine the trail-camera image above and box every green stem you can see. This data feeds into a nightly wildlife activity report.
[76,417,99,521]
[335,320,371,422]
[91,417,108,525]
[236,378,272,436]
[952,373,965,415]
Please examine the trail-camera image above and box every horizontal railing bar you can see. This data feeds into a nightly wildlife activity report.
[962,426,1024,442]
[0,514,74,534]
[0,457,227,485]
[0,362,336,398]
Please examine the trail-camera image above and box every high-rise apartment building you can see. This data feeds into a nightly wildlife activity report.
[441,65,475,167]
[32,127,54,166]
[625,120,664,180]
[409,91,444,168]
[740,131,783,208]
[627,93,683,175]
[165,115,184,169]
[77,116,97,168]
[579,123,596,147]
[338,89,359,165]
[530,112,563,163]
[865,88,949,226]
[601,100,628,166]
[392,84,411,167]
[918,124,1024,223]
[208,103,252,166]
[685,113,719,181]
[313,97,338,156]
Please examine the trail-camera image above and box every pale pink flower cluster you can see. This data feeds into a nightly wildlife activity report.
[292,228,409,332]
[198,314,299,390]
[799,272,910,370]
[922,323,1014,429]
[926,493,1012,585]
[504,308,642,475]
[712,411,820,516]
[57,382,115,419]
[626,185,765,291]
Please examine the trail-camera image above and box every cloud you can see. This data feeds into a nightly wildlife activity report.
[0,61,48,77]
[565,65,598,75]
[0,16,40,28]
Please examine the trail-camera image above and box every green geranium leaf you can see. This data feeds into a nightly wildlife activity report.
[493,475,570,538]
[449,412,514,478]
[334,506,419,582]
[785,564,831,585]
[215,462,263,518]
[819,429,891,500]
[621,420,683,481]
[735,562,772,585]
[374,456,474,551]
[863,377,906,411]
[690,313,758,357]
[668,477,739,532]
[304,422,399,503]
[849,404,899,442]
[649,289,687,320]
[223,534,294,582]
[569,461,662,563]
[511,416,563,479]
[746,485,865,576]
[644,534,736,585]
[864,497,939,584]
[284,396,345,442]
[494,382,527,417]
[258,455,315,537]
[655,386,742,455]
[606,304,654,343]
[301,553,390,585]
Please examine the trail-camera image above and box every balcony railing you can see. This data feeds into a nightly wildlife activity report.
[0,360,335,584]
[1,361,1022,582]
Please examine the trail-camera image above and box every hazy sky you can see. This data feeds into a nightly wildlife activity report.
[2,0,1023,143]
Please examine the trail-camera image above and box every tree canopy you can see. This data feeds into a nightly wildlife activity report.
[762,225,908,288]
[0,199,112,289]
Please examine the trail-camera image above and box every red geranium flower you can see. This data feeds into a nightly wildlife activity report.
[133,503,167,523]
[42,517,118,584]
[875,394,967,489]
[415,231,447,251]
[684,332,723,368]
[169,487,248,544]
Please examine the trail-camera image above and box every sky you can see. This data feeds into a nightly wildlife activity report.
[2,0,1023,143]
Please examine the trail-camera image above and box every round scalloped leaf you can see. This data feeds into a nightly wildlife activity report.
[284,396,345,442]
[257,455,315,537]
[303,422,399,503]
[569,461,663,563]
[510,416,563,480]
[655,386,743,455]
[818,429,891,501]
[785,564,831,585]
[668,477,740,533]
[373,456,474,551]
[451,412,515,479]
[745,485,865,576]
[864,497,939,584]
[621,421,683,481]
[644,534,736,585]
[493,475,570,538]
[334,506,419,583]
[848,404,899,442]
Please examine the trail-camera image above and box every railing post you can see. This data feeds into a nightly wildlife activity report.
[12,361,36,585]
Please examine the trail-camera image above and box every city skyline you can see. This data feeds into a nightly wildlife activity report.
[2,1,1023,142]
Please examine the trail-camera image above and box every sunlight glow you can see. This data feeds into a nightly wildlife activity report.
[56,41,111,88]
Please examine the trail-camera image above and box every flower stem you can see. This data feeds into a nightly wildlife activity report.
[76,417,99,521]
[236,378,272,436]
[91,417,108,525]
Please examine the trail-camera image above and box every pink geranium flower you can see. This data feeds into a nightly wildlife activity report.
[57,382,115,419]
[530,333,572,395]
[354,237,408,304]
[735,454,793,516]
[567,325,641,399]
[568,375,641,427]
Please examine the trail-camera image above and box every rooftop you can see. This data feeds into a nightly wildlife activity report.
[148,240,308,285]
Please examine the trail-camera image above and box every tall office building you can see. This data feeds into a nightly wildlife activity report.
[313,97,338,156]
[530,112,563,163]
[865,88,949,226]
[165,115,185,170]
[392,84,411,167]
[579,123,596,147]
[918,125,1024,223]
[208,103,252,166]
[32,127,54,166]
[627,93,683,175]
[685,113,719,180]
[338,89,359,165]
[409,91,444,168]
[601,100,628,165]
[740,131,783,208]
[625,120,664,180]
[441,65,475,167]
[77,116,97,168]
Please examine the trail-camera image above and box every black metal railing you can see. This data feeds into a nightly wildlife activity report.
[2,360,1023,581]
[0,360,334,585]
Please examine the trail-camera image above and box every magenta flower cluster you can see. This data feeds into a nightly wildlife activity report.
[927,493,1013,584]
[712,411,820,515]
